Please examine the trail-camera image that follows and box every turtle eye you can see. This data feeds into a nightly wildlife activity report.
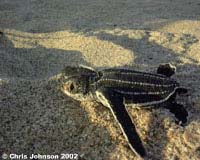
[68,82,78,93]
[69,83,75,92]
[63,81,78,93]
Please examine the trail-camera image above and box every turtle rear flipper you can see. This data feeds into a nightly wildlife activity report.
[164,102,188,126]
[163,95,188,125]
[157,63,176,77]
[163,94,188,125]
[96,88,146,158]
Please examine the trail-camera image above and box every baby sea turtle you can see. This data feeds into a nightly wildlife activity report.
[60,64,188,158]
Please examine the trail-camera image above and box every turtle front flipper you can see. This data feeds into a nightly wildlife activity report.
[96,88,146,158]
[157,63,176,77]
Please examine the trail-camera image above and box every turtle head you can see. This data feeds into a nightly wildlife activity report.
[60,65,97,101]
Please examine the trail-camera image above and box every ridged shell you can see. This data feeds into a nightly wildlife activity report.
[96,68,179,106]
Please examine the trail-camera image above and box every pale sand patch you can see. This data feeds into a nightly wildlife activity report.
[159,20,200,63]
[2,29,134,68]
[159,20,200,38]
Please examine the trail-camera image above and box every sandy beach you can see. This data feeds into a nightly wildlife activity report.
[0,1,200,159]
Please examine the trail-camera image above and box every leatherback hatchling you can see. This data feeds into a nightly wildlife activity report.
[60,64,188,158]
